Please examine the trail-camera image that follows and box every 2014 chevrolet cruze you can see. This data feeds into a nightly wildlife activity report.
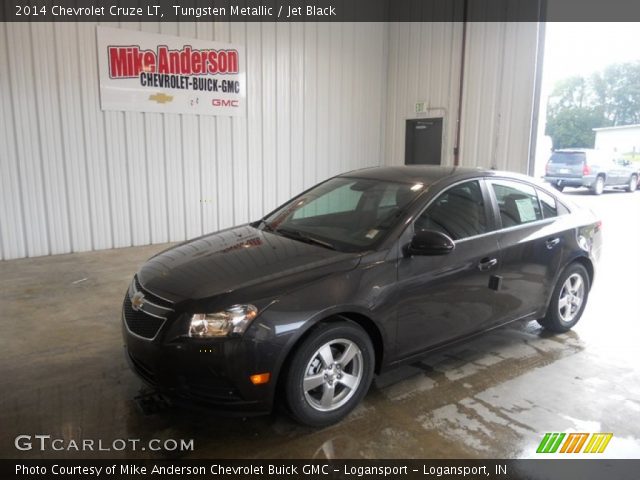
[122,166,602,426]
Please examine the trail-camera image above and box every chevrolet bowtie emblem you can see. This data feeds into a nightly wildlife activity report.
[131,291,145,311]
[148,93,173,104]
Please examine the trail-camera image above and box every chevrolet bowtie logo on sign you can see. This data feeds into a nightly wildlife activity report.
[536,432,613,454]
[148,93,173,104]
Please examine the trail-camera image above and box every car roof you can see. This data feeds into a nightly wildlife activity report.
[338,165,494,185]
[335,165,575,218]
[336,165,554,187]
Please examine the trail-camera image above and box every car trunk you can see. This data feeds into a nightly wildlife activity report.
[546,152,586,178]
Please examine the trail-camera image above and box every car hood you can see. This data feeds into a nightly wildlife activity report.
[137,225,361,303]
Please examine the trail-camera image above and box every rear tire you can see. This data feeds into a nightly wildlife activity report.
[538,263,590,333]
[627,175,638,192]
[284,321,374,427]
[591,175,605,195]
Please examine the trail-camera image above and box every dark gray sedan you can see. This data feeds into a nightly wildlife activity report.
[123,166,603,426]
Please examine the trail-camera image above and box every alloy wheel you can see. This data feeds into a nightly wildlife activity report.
[558,273,585,323]
[303,338,363,412]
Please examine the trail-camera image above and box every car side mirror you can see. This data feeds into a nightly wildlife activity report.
[406,229,455,256]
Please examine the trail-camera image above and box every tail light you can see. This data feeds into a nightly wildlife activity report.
[595,220,602,232]
[583,163,591,175]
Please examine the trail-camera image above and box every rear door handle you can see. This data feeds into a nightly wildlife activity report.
[546,237,561,249]
[478,257,498,271]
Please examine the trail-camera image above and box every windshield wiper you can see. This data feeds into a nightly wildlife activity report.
[274,228,337,250]
[257,219,275,232]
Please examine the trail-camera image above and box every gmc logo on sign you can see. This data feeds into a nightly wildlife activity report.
[212,99,239,107]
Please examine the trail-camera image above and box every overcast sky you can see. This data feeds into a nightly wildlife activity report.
[543,22,640,87]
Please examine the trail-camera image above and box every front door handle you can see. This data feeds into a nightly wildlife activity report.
[478,257,498,271]
[546,237,561,249]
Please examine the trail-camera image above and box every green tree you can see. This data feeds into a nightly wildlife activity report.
[545,107,602,149]
[591,63,640,125]
[545,61,640,150]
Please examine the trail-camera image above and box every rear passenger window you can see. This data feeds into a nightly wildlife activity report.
[537,189,558,219]
[491,181,542,227]
[415,180,488,240]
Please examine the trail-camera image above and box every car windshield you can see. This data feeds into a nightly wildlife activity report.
[549,152,586,165]
[260,177,425,252]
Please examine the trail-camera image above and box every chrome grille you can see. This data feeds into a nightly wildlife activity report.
[122,276,174,340]
[123,294,165,339]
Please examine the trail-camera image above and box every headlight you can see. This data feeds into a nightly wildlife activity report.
[188,304,258,338]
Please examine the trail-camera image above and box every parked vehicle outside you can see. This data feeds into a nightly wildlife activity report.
[122,166,603,426]
[544,148,638,194]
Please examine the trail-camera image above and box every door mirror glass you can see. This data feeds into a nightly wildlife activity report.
[407,229,455,256]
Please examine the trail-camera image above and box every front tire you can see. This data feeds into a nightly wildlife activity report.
[591,175,605,195]
[538,263,590,333]
[627,175,638,192]
[284,321,374,427]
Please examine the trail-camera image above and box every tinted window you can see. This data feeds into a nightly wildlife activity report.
[549,152,586,165]
[264,177,424,252]
[293,183,362,219]
[415,180,488,240]
[491,181,542,227]
[537,188,558,219]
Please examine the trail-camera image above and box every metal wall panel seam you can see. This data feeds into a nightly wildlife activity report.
[301,22,316,191]
[74,22,96,251]
[289,22,305,197]
[246,21,263,220]
[55,23,94,252]
[275,22,291,205]
[0,23,27,259]
[30,22,68,255]
[9,23,49,256]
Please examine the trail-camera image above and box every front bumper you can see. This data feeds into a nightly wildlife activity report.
[122,308,277,415]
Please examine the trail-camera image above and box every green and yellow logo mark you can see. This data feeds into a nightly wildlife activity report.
[536,432,613,454]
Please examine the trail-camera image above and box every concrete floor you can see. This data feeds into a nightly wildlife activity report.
[1,188,639,459]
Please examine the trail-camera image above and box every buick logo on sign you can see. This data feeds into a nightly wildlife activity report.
[131,292,145,311]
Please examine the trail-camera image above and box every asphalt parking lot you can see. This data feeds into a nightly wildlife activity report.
[1,187,639,459]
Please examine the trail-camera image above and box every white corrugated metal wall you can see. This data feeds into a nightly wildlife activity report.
[384,21,541,171]
[384,22,464,167]
[0,21,388,260]
[459,22,540,171]
[1,20,541,261]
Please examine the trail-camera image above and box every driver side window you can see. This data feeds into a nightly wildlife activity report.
[414,180,488,240]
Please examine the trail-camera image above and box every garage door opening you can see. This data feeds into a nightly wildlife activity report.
[533,22,640,180]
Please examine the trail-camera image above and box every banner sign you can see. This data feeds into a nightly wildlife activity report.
[96,26,245,116]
